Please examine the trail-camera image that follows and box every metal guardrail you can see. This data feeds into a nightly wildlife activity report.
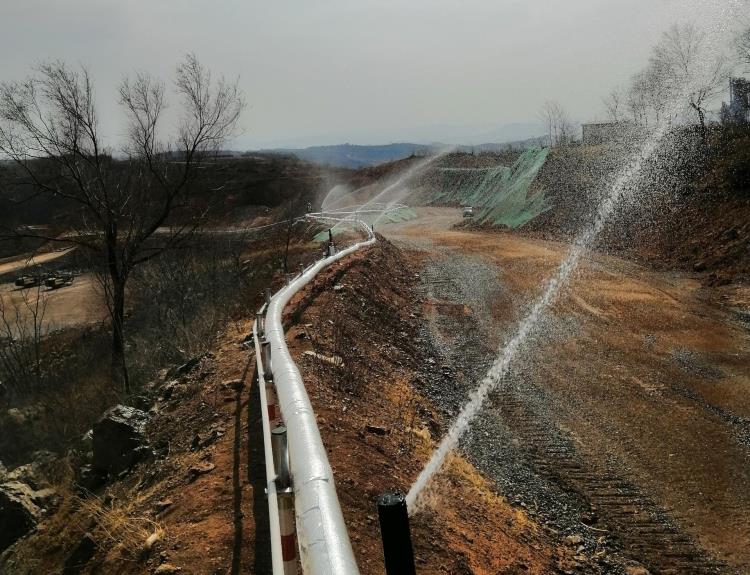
[254,219,375,575]
[252,308,286,574]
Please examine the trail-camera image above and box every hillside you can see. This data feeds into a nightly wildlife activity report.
[0,154,347,258]
[523,127,750,283]
[259,138,546,169]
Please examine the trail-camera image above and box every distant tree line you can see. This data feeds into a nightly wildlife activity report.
[535,23,750,150]
[602,23,745,142]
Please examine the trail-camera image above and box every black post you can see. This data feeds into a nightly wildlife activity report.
[377,491,416,575]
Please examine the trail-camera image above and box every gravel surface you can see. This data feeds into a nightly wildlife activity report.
[397,234,731,574]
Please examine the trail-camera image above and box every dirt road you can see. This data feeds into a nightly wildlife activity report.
[382,208,750,574]
[0,247,75,276]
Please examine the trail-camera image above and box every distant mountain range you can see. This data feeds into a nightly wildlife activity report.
[256,137,547,169]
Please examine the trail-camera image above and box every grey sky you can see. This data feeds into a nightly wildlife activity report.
[1,0,745,149]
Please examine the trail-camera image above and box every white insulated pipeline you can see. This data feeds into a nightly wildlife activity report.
[263,220,374,575]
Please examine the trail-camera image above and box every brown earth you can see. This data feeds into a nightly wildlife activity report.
[282,238,573,574]
[1,232,575,574]
[381,208,750,574]
[521,133,750,284]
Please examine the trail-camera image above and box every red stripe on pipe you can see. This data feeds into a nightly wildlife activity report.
[281,533,297,561]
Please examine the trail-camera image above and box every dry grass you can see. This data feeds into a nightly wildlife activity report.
[74,486,163,561]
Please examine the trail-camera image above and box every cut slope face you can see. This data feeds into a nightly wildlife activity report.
[524,129,750,282]
[423,148,550,228]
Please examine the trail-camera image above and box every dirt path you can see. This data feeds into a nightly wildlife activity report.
[381,208,750,574]
[0,247,75,276]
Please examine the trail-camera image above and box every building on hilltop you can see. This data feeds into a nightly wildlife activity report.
[720,78,750,124]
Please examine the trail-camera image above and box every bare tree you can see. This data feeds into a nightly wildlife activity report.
[626,74,650,126]
[603,88,625,123]
[650,23,731,141]
[0,55,245,391]
[0,286,48,398]
[539,101,576,147]
[739,27,750,67]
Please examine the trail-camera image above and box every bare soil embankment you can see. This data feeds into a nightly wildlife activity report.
[283,237,575,574]
[523,130,750,284]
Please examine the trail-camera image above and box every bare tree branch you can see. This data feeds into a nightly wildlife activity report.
[0,55,245,391]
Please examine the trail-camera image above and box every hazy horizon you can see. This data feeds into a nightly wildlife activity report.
[2,0,746,149]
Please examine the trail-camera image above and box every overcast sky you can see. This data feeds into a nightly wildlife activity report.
[1,0,746,149]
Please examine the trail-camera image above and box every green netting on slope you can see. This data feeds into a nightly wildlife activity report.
[431,147,550,229]
[312,206,418,241]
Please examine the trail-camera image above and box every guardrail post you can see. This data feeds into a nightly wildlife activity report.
[377,492,416,575]
[261,338,273,379]
[266,376,280,428]
[272,426,291,489]
[272,426,297,574]
[256,311,265,338]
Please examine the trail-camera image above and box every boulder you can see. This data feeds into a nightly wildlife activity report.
[173,356,202,378]
[0,481,42,552]
[6,450,57,490]
[154,564,182,574]
[92,405,151,477]
[78,429,93,456]
[74,465,106,493]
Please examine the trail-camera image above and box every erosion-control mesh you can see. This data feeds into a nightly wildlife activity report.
[432,147,550,228]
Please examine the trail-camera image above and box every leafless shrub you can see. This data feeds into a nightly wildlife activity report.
[125,235,256,383]
[0,285,49,399]
[539,101,577,147]
[0,325,117,465]
[328,304,362,394]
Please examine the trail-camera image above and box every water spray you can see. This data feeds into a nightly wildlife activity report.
[406,5,746,512]
[407,132,664,511]
[318,149,453,237]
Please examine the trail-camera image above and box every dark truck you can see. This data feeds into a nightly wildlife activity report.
[14,275,41,288]
[44,273,75,289]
